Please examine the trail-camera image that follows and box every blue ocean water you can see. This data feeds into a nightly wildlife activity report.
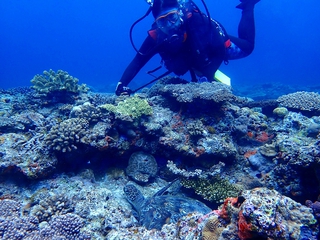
[1,0,319,91]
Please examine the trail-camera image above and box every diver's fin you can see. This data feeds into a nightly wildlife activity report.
[214,70,231,86]
[236,0,260,10]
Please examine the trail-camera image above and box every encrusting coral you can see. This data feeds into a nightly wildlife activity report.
[31,69,89,95]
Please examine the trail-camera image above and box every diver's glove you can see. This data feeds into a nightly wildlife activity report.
[115,82,132,96]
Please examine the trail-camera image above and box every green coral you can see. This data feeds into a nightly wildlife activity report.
[31,69,89,94]
[273,107,289,118]
[181,176,242,204]
[100,95,153,119]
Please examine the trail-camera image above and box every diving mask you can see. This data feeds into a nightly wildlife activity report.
[155,9,183,33]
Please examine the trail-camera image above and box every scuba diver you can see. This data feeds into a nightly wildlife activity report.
[115,0,260,96]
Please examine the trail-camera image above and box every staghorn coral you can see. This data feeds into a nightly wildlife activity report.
[31,69,89,95]
[277,91,320,113]
[45,118,89,152]
[99,95,153,121]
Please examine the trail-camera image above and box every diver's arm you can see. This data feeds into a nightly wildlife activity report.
[118,36,157,87]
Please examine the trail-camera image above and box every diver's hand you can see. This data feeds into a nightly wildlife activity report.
[115,82,132,96]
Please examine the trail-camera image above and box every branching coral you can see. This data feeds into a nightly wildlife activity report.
[45,118,89,152]
[31,69,89,94]
[181,177,242,204]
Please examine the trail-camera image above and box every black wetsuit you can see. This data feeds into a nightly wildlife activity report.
[119,3,256,86]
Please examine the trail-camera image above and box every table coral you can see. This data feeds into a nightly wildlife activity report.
[277,91,320,114]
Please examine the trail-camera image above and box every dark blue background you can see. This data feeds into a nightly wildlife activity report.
[1,0,319,91]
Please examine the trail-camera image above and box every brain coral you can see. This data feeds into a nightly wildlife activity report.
[126,151,158,183]
[277,91,320,112]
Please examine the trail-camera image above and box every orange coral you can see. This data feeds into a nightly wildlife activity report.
[238,211,253,240]
[247,131,254,138]
[214,197,239,220]
[99,136,115,151]
[244,149,257,159]
[255,131,273,142]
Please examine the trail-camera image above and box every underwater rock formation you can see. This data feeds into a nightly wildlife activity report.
[239,188,318,239]
[0,132,58,179]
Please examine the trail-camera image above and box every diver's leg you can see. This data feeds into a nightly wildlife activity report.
[228,0,260,58]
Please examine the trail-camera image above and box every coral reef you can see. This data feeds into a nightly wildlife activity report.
[202,215,226,240]
[31,69,89,95]
[2,74,320,239]
[69,102,103,123]
[41,213,90,239]
[126,151,158,183]
[306,198,320,220]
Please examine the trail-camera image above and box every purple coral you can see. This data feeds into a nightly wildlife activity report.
[306,199,320,219]
[40,213,90,239]
[0,199,39,239]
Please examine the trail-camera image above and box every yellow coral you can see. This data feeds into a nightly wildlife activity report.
[100,95,152,119]
[202,215,225,240]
